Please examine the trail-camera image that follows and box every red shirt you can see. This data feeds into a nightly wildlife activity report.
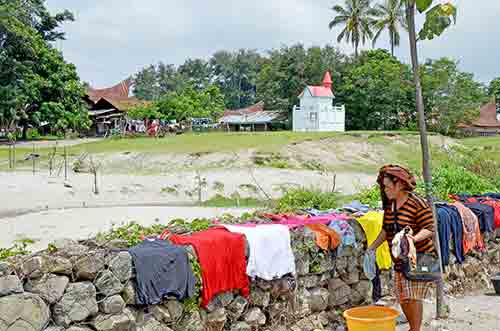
[169,227,250,307]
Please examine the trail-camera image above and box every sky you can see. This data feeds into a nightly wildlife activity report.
[46,0,500,88]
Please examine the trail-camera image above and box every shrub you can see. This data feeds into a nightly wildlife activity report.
[276,188,340,213]
[355,185,381,208]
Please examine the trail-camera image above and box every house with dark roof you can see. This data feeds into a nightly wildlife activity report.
[218,101,288,132]
[458,100,500,136]
[84,79,146,136]
[292,72,345,132]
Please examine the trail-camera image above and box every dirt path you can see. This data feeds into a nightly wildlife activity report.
[0,206,252,252]
[0,138,101,148]
[396,294,500,330]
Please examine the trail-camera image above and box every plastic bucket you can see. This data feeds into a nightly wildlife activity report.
[343,306,399,331]
[492,273,500,295]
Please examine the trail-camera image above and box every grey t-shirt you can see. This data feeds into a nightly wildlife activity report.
[129,239,195,305]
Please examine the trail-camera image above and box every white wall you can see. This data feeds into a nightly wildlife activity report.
[293,91,345,132]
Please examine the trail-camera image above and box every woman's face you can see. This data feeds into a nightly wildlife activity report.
[383,176,400,201]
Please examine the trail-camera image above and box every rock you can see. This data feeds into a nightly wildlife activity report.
[0,262,13,277]
[46,256,72,275]
[108,252,132,283]
[22,256,45,279]
[99,295,125,314]
[334,257,348,275]
[244,307,266,326]
[268,301,288,319]
[137,318,173,331]
[299,275,320,289]
[94,270,123,296]
[340,270,359,285]
[295,252,311,276]
[75,251,106,280]
[165,300,184,321]
[0,293,50,331]
[295,288,312,318]
[52,282,98,327]
[179,311,205,331]
[350,289,364,305]
[0,275,23,297]
[24,274,69,304]
[291,315,324,331]
[67,327,94,331]
[91,312,132,331]
[121,283,136,305]
[105,240,129,250]
[353,280,371,304]
[227,296,248,320]
[52,239,78,250]
[309,287,329,312]
[249,288,270,307]
[57,244,89,259]
[43,326,65,331]
[207,308,226,331]
[153,305,172,323]
[230,322,251,331]
[328,279,351,308]
[206,292,234,312]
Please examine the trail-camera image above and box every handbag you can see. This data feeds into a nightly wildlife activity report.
[391,199,440,282]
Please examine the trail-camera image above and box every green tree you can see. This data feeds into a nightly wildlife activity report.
[488,77,500,99]
[178,59,211,90]
[421,58,487,135]
[133,65,160,101]
[341,49,414,130]
[329,0,375,57]
[371,0,407,56]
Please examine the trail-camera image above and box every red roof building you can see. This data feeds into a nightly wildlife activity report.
[299,72,335,98]
[458,100,500,136]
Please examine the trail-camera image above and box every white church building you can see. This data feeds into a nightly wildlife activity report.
[292,72,345,132]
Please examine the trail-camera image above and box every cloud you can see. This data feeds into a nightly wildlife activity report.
[47,0,500,87]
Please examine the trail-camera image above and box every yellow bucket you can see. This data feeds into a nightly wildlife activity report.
[343,306,399,331]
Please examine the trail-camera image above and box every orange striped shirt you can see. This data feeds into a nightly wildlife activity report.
[383,193,435,255]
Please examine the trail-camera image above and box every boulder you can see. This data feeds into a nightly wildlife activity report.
[74,251,106,280]
[165,300,184,321]
[244,307,266,326]
[91,312,133,331]
[67,327,94,331]
[227,296,248,320]
[108,252,132,282]
[0,262,13,277]
[248,288,270,307]
[98,295,125,314]
[0,275,23,297]
[328,279,351,308]
[178,311,205,331]
[206,308,226,331]
[267,301,288,319]
[230,322,251,331]
[24,274,69,304]
[340,270,359,285]
[0,293,50,331]
[353,280,371,304]
[295,252,311,276]
[206,292,234,312]
[43,326,64,331]
[309,287,329,312]
[137,318,173,331]
[152,306,172,323]
[46,256,72,276]
[295,288,312,318]
[121,283,136,305]
[22,257,45,279]
[52,282,98,327]
[94,270,123,296]
[299,275,320,289]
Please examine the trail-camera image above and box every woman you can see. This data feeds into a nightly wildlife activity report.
[368,165,435,331]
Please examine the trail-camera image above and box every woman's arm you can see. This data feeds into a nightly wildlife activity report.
[411,228,433,243]
[368,229,387,251]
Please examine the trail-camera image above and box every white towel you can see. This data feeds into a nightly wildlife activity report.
[223,224,296,280]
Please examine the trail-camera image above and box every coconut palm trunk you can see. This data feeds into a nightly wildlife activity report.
[405,0,446,319]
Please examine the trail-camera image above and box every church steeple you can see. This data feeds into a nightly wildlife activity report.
[323,71,332,90]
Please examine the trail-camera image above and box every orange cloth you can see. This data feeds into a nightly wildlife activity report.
[306,223,341,250]
[452,202,485,254]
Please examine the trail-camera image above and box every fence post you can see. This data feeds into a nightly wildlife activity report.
[32,143,35,175]
[8,144,12,169]
[12,142,16,170]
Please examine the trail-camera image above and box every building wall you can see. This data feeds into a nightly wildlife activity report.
[293,93,345,132]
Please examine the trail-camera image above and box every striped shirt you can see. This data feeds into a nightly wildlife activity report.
[383,193,435,255]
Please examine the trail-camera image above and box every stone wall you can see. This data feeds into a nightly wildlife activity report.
[1,223,499,331]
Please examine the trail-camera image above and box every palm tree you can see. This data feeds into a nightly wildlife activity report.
[329,0,375,58]
[371,0,407,56]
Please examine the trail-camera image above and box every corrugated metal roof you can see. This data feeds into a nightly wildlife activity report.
[219,110,288,124]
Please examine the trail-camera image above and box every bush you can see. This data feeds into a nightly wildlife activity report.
[355,185,381,208]
[276,188,340,213]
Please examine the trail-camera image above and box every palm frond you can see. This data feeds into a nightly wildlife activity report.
[329,15,349,29]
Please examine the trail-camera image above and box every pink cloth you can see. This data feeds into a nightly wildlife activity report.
[261,213,350,229]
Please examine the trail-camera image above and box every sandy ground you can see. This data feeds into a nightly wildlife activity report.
[0,138,101,148]
[0,170,375,218]
[0,206,252,252]
[395,294,500,330]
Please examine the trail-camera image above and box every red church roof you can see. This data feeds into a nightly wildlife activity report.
[299,72,334,98]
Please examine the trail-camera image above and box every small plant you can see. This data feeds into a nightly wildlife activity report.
[0,239,33,261]
[161,186,179,195]
[355,185,381,209]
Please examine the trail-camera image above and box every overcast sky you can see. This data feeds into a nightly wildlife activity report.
[46,0,499,88]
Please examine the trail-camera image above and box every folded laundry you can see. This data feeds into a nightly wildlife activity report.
[464,203,495,233]
[305,223,341,251]
[223,224,296,280]
[128,239,196,305]
[436,204,464,266]
[479,200,500,229]
[169,227,250,308]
